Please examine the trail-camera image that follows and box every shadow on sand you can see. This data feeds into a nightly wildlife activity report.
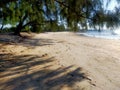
[0,33,54,47]
[0,53,88,90]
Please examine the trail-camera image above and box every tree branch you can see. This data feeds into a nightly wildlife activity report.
[54,0,93,20]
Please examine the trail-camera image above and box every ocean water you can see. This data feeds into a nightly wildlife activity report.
[77,30,120,40]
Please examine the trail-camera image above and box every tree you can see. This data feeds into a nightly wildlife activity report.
[0,0,120,36]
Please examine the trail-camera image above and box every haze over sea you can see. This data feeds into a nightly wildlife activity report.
[78,28,120,40]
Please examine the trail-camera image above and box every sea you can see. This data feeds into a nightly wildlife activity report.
[77,29,120,40]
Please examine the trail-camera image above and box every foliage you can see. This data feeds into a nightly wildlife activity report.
[0,0,120,35]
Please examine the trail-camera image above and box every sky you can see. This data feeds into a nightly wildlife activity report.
[104,0,118,10]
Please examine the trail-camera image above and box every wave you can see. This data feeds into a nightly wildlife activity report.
[77,30,120,40]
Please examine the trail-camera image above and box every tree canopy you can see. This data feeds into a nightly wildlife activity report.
[0,0,120,35]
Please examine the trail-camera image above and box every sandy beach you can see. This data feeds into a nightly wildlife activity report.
[0,32,120,90]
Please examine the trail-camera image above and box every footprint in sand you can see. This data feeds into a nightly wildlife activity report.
[57,61,65,68]
[41,53,48,57]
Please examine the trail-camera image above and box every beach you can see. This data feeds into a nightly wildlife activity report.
[0,32,120,90]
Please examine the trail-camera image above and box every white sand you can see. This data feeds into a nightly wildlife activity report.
[0,32,120,90]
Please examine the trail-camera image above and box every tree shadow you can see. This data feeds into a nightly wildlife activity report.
[21,38,54,47]
[0,53,88,90]
[0,33,55,47]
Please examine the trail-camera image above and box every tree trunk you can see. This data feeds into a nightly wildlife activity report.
[14,22,23,36]
[0,24,4,30]
[98,25,101,32]
[14,13,28,36]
